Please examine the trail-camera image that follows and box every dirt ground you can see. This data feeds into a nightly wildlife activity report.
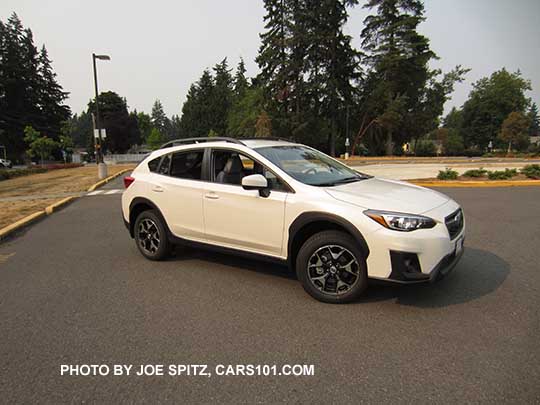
[0,164,134,229]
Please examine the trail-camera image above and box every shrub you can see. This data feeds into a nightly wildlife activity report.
[414,140,436,157]
[462,148,484,157]
[437,168,458,180]
[487,168,518,180]
[521,164,540,179]
[463,168,487,178]
[0,167,48,181]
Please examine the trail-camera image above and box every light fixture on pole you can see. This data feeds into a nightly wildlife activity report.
[92,53,111,179]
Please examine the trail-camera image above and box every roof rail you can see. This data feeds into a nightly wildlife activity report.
[159,137,245,149]
[239,137,294,143]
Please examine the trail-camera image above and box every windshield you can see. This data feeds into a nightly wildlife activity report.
[255,145,370,186]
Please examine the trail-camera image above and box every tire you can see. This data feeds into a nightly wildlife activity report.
[296,230,368,304]
[134,210,171,261]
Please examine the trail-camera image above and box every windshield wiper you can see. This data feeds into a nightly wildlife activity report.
[314,176,367,187]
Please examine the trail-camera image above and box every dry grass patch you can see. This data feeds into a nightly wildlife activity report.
[0,164,134,198]
[0,164,135,231]
[0,199,57,229]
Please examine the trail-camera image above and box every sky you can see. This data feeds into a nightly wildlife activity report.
[1,0,539,117]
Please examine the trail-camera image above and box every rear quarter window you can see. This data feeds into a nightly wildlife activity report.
[148,156,161,172]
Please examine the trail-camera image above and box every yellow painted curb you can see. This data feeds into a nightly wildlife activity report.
[45,196,75,215]
[0,211,46,240]
[87,168,133,192]
[409,180,540,188]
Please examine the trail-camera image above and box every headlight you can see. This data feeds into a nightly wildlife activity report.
[364,210,436,232]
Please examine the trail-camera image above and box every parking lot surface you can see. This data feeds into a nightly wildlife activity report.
[0,177,539,403]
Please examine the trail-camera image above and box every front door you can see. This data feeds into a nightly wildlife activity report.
[203,149,288,257]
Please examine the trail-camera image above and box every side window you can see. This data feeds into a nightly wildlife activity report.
[148,156,161,173]
[212,150,248,185]
[263,169,288,192]
[212,149,289,192]
[158,154,171,175]
[170,150,204,180]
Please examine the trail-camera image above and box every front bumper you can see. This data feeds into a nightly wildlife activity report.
[428,242,464,282]
[365,199,466,282]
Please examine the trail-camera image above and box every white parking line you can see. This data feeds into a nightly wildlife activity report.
[86,189,123,196]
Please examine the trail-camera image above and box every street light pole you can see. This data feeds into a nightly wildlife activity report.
[345,105,350,159]
[92,53,110,179]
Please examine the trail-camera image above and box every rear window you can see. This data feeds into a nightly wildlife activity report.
[170,150,204,180]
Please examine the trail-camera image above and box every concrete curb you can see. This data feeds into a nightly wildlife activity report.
[0,167,133,241]
[408,179,540,188]
[87,168,132,191]
[0,211,46,240]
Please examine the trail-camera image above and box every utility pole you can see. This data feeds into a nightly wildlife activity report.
[92,53,110,179]
[345,105,350,159]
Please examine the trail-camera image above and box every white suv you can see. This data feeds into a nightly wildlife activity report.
[122,138,465,303]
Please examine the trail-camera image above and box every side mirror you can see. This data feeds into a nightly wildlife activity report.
[242,174,270,197]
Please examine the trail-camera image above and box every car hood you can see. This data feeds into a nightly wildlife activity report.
[325,177,450,214]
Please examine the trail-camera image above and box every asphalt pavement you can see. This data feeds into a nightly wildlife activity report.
[0,176,539,403]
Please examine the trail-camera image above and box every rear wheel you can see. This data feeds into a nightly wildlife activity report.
[296,230,368,303]
[134,210,171,260]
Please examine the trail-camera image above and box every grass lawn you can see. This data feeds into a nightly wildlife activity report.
[0,164,135,229]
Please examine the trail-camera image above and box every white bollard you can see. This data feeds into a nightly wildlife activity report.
[98,163,108,179]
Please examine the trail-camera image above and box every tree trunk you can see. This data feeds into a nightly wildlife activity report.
[507,141,512,155]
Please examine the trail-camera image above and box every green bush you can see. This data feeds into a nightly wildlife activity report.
[463,168,487,178]
[521,164,540,179]
[0,167,48,181]
[463,148,484,157]
[414,140,436,157]
[437,168,458,180]
[487,168,518,180]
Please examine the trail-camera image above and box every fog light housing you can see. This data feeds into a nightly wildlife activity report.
[389,251,428,281]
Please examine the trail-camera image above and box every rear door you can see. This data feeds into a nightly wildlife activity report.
[202,148,289,257]
[147,148,207,241]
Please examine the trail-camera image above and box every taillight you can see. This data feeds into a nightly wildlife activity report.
[123,176,135,188]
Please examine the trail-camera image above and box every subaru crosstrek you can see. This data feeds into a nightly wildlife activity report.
[121,138,465,303]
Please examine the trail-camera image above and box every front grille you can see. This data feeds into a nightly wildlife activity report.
[445,208,464,240]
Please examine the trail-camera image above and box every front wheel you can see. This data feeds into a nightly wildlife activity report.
[296,230,368,303]
[134,210,171,261]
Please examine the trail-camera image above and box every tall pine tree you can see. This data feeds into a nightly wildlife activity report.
[0,13,70,161]
[357,0,436,154]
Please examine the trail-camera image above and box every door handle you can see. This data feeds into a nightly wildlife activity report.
[204,192,219,200]
[152,186,164,192]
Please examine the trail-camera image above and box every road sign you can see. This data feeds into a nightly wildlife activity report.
[94,129,107,139]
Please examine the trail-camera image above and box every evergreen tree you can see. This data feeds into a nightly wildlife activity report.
[357,0,437,154]
[227,86,266,137]
[211,58,233,135]
[305,0,360,155]
[147,127,164,149]
[0,13,70,161]
[136,111,152,143]
[233,58,249,100]
[151,99,170,136]
[170,114,182,139]
[528,102,539,137]
[37,45,70,136]
[87,91,140,153]
[179,69,216,137]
